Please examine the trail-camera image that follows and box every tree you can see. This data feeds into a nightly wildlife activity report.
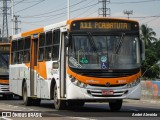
[140,24,160,79]
[141,48,160,79]
[140,24,157,48]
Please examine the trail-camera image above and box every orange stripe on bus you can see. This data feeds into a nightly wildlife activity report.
[25,63,30,68]
[25,62,47,80]
[37,62,47,79]
[0,80,9,84]
[22,28,44,37]
[67,67,141,85]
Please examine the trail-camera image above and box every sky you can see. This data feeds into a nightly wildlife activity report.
[0,0,160,38]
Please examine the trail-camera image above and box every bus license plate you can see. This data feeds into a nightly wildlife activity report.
[102,90,114,95]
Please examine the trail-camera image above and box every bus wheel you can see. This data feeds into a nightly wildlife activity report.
[109,99,122,111]
[23,83,31,106]
[53,84,66,110]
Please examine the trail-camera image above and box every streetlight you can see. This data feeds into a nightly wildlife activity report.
[123,10,133,19]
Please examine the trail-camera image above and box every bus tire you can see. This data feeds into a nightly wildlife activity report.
[23,83,32,106]
[53,84,66,110]
[109,99,122,111]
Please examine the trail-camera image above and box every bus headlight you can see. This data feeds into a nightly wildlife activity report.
[127,78,140,88]
[70,76,88,88]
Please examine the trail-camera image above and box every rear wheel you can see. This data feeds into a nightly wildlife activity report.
[53,84,66,110]
[23,83,32,106]
[109,99,123,111]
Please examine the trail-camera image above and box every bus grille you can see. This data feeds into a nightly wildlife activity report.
[87,89,128,97]
[89,84,126,87]
[0,84,9,92]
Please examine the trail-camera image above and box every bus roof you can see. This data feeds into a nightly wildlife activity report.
[12,21,66,40]
[11,17,139,40]
[67,17,139,25]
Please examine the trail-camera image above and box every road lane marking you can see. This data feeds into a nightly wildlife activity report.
[0,104,38,111]
[67,117,97,120]
[0,117,12,120]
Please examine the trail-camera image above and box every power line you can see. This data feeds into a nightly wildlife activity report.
[21,2,99,24]
[14,0,25,6]
[20,0,88,18]
[72,0,98,18]
[84,9,98,17]
[14,0,43,4]
[111,0,160,4]
[15,0,46,13]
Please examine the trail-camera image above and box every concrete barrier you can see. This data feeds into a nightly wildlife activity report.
[141,80,160,103]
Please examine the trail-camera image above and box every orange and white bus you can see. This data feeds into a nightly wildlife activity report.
[0,42,12,98]
[9,18,145,110]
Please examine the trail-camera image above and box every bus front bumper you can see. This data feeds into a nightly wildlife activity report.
[66,82,141,100]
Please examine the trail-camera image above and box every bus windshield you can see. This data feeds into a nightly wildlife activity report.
[68,34,140,70]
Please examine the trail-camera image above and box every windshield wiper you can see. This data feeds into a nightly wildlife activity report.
[115,33,125,54]
[87,32,98,53]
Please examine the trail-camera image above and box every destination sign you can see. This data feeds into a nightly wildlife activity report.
[80,22,129,30]
[71,20,138,31]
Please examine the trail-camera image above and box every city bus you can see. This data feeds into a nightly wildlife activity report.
[9,18,145,110]
[0,42,12,99]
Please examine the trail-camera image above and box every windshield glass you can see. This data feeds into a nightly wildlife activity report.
[68,34,140,70]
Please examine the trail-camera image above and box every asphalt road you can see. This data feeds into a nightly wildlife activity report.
[0,96,160,120]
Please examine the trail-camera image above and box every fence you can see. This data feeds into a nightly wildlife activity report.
[141,80,160,102]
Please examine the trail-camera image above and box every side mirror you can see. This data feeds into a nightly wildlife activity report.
[140,39,145,61]
[65,36,69,47]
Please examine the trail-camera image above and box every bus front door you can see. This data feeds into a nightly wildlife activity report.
[30,38,38,96]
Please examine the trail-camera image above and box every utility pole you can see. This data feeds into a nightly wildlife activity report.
[11,0,14,36]
[99,0,110,17]
[0,28,1,37]
[0,0,10,42]
[67,0,70,20]
[123,10,133,19]
[13,15,21,34]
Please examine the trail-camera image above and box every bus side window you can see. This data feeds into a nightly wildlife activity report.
[17,38,24,63]
[24,37,31,63]
[12,52,17,64]
[11,40,17,64]
[38,33,45,61]
[45,31,52,60]
[39,48,44,61]
[52,29,60,60]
